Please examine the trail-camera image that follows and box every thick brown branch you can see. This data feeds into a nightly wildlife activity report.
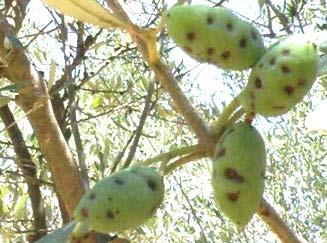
[0,17,85,215]
[0,105,47,240]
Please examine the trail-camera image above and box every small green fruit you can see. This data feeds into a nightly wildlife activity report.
[164,5,265,70]
[73,166,164,234]
[212,122,266,228]
[239,34,319,116]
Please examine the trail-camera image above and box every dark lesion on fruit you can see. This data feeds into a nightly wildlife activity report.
[107,210,115,219]
[221,50,231,60]
[281,65,291,73]
[239,38,247,48]
[254,78,262,89]
[147,179,156,191]
[207,48,215,55]
[186,32,196,41]
[88,193,96,200]
[224,168,245,183]
[226,22,233,31]
[114,178,124,185]
[216,148,226,158]
[227,191,240,202]
[81,207,89,218]
[284,86,295,94]
[282,49,290,56]
[270,57,276,65]
[107,197,113,201]
[207,16,214,25]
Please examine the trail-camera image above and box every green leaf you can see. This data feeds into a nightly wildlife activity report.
[13,194,29,219]
[91,96,102,109]
[42,0,127,29]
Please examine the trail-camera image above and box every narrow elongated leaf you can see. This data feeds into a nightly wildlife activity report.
[42,0,127,29]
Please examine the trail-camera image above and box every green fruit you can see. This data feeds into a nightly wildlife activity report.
[73,166,164,234]
[164,5,265,70]
[212,122,266,228]
[239,34,319,116]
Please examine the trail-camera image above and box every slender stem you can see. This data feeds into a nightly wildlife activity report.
[257,199,302,243]
[164,152,207,175]
[212,95,241,136]
[141,144,202,166]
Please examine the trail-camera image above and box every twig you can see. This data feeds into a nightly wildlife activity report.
[258,199,302,243]
[123,81,155,168]
[174,175,209,243]
[142,144,203,166]
[212,95,241,137]
[265,0,292,34]
[164,152,207,175]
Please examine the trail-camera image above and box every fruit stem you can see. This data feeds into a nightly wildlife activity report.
[141,144,203,167]
[213,95,241,137]
[163,151,207,175]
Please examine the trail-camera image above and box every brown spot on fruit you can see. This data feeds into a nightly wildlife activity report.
[282,49,290,56]
[227,191,240,202]
[107,197,113,201]
[216,148,226,158]
[89,193,96,200]
[207,48,215,55]
[259,63,263,69]
[270,58,276,65]
[255,78,262,89]
[166,13,171,18]
[147,180,156,191]
[114,178,124,185]
[226,22,233,31]
[224,168,245,183]
[81,207,89,217]
[183,46,193,53]
[239,38,247,48]
[207,16,213,25]
[107,210,115,219]
[298,78,305,86]
[281,65,290,73]
[221,51,231,59]
[186,32,196,41]
[284,86,295,94]
[261,170,265,178]
[251,31,258,40]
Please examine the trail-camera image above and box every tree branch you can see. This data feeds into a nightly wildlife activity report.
[123,80,155,168]
[0,105,47,240]
[0,16,85,215]
[258,199,302,243]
